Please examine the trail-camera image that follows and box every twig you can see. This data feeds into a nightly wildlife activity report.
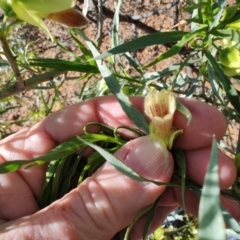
[0,69,66,100]
[92,0,104,46]
[172,0,179,26]
[0,33,25,90]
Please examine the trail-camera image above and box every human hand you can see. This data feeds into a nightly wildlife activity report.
[0,96,238,239]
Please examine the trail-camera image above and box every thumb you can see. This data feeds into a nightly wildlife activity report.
[1,136,174,240]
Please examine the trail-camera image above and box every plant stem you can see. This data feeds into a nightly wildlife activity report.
[0,69,66,100]
[0,33,25,90]
[92,0,103,47]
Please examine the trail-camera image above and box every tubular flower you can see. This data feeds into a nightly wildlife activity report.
[0,0,88,39]
[144,89,183,149]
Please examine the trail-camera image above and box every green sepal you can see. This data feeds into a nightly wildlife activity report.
[167,129,183,150]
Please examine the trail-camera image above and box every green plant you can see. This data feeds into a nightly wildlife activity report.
[0,0,240,239]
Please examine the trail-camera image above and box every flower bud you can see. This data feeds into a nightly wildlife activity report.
[219,47,240,76]
[0,0,88,40]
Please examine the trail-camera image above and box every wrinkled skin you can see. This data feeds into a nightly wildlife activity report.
[0,96,238,240]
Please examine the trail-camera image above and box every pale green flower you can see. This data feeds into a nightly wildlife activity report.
[226,19,240,30]
[221,65,240,77]
[217,8,240,76]
[0,0,88,39]
[219,47,240,69]
[219,47,240,76]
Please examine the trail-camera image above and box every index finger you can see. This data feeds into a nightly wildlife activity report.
[0,96,227,162]
[37,96,227,149]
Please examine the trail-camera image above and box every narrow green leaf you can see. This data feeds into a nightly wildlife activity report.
[38,160,60,208]
[111,0,121,48]
[236,130,240,154]
[0,106,19,115]
[75,29,149,133]
[221,205,240,236]
[198,0,212,24]
[211,0,226,29]
[141,31,199,69]
[124,52,143,75]
[198,138,225,240]
[124,203,155,240]
[207,64,225,105]
[173,149,187,213]
[191,186,240,237]
[93,31,187,60]
[143,64,181,81]
[50,158,66,202]
[212,29,240,43]
[37,161,59,208]
[30,59,99,73]
[220,4,240,21]
[77,137,175,186]
[142,196,162,239]
[0,134,123,173]
[0,60,9,67]
[60,153,83,197]
[79,151,107,182]
[176,99,192,125]
[78,137,145,182]
[205,50,240,113]
[70,31,96,65]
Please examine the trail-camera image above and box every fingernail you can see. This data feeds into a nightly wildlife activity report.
[115,136,173,181]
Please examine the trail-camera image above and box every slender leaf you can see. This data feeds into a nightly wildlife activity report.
[59,153,83,198]
[207,63,225,105]
[205,50,240,113]
[0,106,19,115]
[111,0,121,48]
[78,151,106,183]
[211,0,226,29]
[0,60,9,67]
[38,160,59,208]
[124,52,143,75]
[221,206,240,237]
[173,149,187,213]
[141,31,200,69]
[30,58,99,73]
[124,203,155,240]
[75,29,149,133]
[176,99,192,125]
[237,130,240,154]
[142,196,163,239]
[191,186,240,237]
[198,138,225,240]
[77,137,175,186]
[0,134,124,173]
[70,31,96,65]
[50,158,66,201]
[212,29,240,43]
[93,31,187,60]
